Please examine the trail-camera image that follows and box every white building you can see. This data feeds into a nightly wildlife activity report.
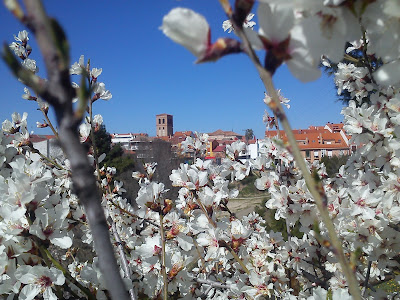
[111,133,149,152]
[29,135,64,161]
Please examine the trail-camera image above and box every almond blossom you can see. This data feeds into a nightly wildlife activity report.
[4,2,400,299]
[222,13,256,33]
[14,265,65,300]
[161,8,210,59]
[161,8,242,63]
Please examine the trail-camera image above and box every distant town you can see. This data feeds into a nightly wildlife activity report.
[30,113,354,164]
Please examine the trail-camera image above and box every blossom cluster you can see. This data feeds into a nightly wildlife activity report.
[2,0,400,299]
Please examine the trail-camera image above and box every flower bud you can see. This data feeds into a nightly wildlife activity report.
[197,38,242,63]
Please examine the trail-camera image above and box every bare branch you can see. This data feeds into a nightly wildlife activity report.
[194,277,231,289]
[111,221,137,300]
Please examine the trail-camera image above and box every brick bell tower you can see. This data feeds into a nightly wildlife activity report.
[156,114,173,137]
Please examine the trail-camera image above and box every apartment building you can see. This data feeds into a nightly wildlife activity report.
[265,122,353,162]
[208,129,243,141]
[110,133,149,154]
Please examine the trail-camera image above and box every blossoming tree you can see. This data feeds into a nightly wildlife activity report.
[1,0,400,299]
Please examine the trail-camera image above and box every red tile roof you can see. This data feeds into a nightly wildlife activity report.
[29,134,56,143]
[213,145,226,152]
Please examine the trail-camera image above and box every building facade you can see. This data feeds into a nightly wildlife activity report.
[29,134,64,160]
[110,133,149,153]
[208,129,243,141]
[265,122,354,162]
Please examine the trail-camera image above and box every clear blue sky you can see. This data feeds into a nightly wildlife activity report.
[0,1,344,139]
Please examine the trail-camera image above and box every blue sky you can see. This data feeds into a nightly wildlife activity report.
[0,1,345,139]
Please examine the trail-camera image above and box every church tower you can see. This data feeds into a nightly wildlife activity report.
[156,114,173,137]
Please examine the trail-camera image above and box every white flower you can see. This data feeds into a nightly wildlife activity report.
[144,162,157,177]
[222,19,234,33]
[70,55,85,75]
[263,90,290,109]
[92,114,103,130]
[373,60,400,87]
[113,181,126,195]
[226,140,246,160]
[9,41,26,57]
[14,30,29,43]
[29,202,72,249]
[136,182,167,208]
[22,87,35,100]
[230,219,250,239]
[22,58,38,73]
[258,3,293,45]
[223,13,256,33]
[93,82,112,100]
[2,112,28,134]
[256,3,321,81]
[91,67,102,78]
[15,265,65,300]
[36,121,48,128]
[197,228,224,261]
[79,120,91,143]
[161,8,210,58]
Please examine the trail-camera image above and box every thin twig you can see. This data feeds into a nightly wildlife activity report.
[194,277,231,289]
[89,99,102,184]
[33,147,68,172]
[159,212,168,300]
[363,260,373,296]
[41,107,59,138]
[360,24,377,85]
[192,237,207,270]
[111,221,137,300]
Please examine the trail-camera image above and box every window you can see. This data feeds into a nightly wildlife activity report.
[314,151,319,157]
[328,150,333,157]
[306,150,310,157]
[162,119,165,124]
[158,119,161,124]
